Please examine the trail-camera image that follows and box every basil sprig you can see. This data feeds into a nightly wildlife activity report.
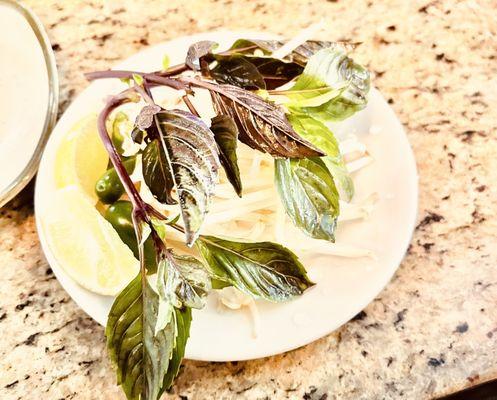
[87,36,370,400]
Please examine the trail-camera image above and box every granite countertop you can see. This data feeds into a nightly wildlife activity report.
[1,1,496,399]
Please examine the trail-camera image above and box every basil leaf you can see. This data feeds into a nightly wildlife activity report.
[106,273,185,400]
[210,85,324,158]
[154,109,220,245]
[106,226,203,400]
[287,113,354,201]
[142,138,177,205]
[131,126,145,144]
[289,41,360,66]
[210,55,266,89]
[163,252,211,309]
[135,104,161,130]
[228,38,358,65]
[284,86,346,108]
[104,200,158,271]
[275,157,340,241]
[298,93,368,122]
[288,47,370,122]
[229,38,275,54]
[245,56,303,90]
[209,55,303,90]
[185,40,218,70]
[210,115,242,197]
[160,306,191,393]
[196,235,314,301]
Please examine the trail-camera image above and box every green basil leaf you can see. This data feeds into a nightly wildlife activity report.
[106,273,183,400]
[275,157,340,241]
[160,306,191,393]
[210,55,266,89]
[284,86,346,108]
[287,113,354,201]
[296,94,368,122]
[142,138,177,205]
[106,274,143,400]
[210,85,324,158]
[106,229,201,399]
[288,47,370,122]
[210,115,242,197]
[196,235,314,301]
[289,41,360,66]
[155,109,220,245]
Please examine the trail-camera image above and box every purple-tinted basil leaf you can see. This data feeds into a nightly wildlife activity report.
[210,55,266,89]
[244,56,303,89]
[185,40,218,70]
[135,104,161,130]
[142,138,177,205]
[210,85,324,158]
[155,109,220,245]
[209,54,303,90]
[210,115,242,197]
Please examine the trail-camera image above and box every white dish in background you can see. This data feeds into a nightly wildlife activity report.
[0,0,58,207]
[34,31,418,362]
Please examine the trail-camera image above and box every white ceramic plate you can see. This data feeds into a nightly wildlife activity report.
[35,31,418,362]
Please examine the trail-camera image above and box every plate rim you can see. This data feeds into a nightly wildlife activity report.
[0,0,59,207]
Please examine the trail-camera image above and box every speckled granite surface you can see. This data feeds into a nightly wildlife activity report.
[1,1,496,399]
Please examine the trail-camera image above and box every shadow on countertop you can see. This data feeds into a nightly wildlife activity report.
[436,379,497,400]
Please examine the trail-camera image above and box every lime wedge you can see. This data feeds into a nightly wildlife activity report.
[42,186,139,296]
[54,114,108,202]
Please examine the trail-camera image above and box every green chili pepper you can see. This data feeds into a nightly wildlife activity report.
[95,157,136,204]
[104,200,157,271]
